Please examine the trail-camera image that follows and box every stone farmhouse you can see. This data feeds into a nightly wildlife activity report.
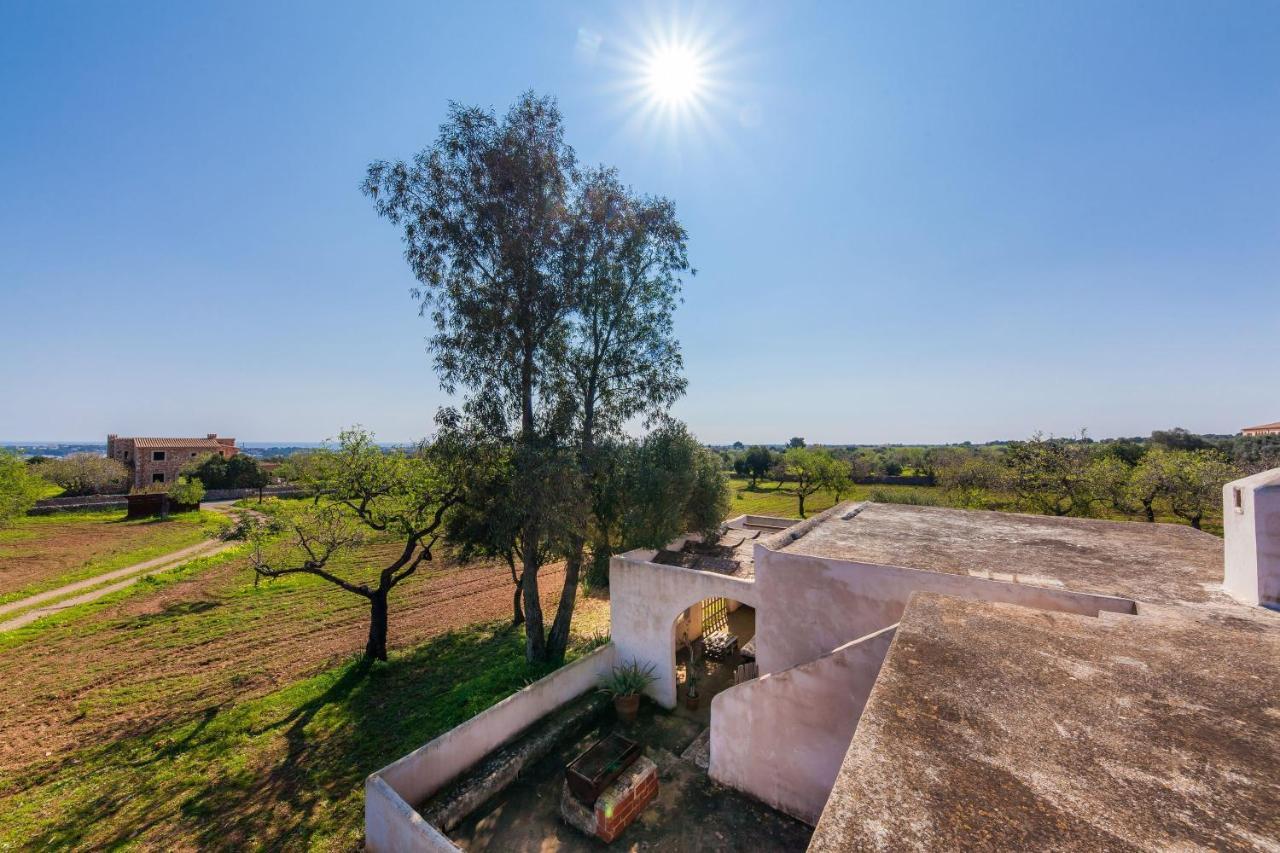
[365,468,1280,851]
[106,433,239,490]
[1242,420,1280,436]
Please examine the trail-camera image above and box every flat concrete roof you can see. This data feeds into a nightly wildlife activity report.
[781,502,1226,606]
[810,592,1280,851]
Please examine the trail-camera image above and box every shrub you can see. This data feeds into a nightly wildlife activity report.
[868,488,941,507]
[597,660,657,698]
[169,476,206,505]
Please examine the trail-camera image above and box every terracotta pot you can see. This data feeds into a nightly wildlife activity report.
[614,693,640,722]
[684,689,700,711]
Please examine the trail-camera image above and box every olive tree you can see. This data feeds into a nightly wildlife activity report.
[1003,433,1097,517]
[1159,449,1237,530]
[248,428,462,662]
[782,447,847,517]
[742,446,773,488]
[37,453,129,496]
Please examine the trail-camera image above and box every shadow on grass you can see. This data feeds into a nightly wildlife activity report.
[16,621,554,850]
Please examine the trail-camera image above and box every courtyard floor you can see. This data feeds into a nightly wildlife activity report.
[449,696,812,851]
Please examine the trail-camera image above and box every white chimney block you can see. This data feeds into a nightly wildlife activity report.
[1223,468,1280,608]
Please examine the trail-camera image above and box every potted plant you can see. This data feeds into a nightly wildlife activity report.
[684,643,703,710]
[598,660,657,722]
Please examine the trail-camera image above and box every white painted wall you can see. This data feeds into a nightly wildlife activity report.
[753,544,1137,675]
[365,643,618,853]
[1223,468,1280,607]
[709,624,898,824]
[609,550,759,708]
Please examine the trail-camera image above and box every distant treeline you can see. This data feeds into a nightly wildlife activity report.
[715,429,1280,529]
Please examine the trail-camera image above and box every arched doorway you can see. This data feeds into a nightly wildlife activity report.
[671,596,756,723]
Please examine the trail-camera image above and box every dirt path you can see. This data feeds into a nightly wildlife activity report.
[0,546,595,774]
[0,502,251,632]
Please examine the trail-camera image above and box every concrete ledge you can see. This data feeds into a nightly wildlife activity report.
[365,643,618,852]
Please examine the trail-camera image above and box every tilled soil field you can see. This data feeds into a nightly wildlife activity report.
[0,542,597,777]
[0,510,216,601]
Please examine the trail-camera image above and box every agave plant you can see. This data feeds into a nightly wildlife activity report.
[597,660,657,698]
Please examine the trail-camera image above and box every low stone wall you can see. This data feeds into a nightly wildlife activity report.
[854,474,935,486]
[28,485,302,515]
[709,625,898,824]
[202,486,304,501]
[365,643,618,853]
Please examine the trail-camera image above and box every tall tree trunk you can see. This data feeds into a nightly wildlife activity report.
[366,590,389,662]
[517,345,546,662]
[547,537,583,662]
[522,540,546,662]
[1143,500,1155,523]
[509,555,524,627]
[798,493,806,518]
[548,397,595,663]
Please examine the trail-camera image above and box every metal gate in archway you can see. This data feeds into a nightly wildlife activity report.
[701,597,728,635]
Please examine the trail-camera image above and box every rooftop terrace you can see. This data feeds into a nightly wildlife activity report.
[810,592,1280,851]
[781,502,1225,606]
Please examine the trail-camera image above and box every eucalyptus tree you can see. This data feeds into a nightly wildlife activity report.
[249,428,462,662]
[545,167,691,660]
[363,92,582,662]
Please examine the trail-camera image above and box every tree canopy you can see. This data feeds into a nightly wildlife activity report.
[365,91,709,664]
[0,452,43,526]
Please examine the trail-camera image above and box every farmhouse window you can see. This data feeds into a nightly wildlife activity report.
[152,472,165,484]
[152,451,166,462]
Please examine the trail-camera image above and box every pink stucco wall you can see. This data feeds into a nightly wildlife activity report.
[753,544,1136,675]
[709,624,898,824]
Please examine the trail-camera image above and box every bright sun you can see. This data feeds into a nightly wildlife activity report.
[643,45,705,106]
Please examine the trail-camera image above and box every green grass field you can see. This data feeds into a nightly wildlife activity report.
[0,619,595,850]
[0,498,606,850]
[0,508,229,605]
[727,476,939,519]
[726,475,1223,533]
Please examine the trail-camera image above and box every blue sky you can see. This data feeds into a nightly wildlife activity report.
[1,1,1276,444]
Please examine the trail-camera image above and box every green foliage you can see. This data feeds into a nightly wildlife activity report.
[249,426,465,661]
[1003,432,1098,516]
[33,453,129,496]
[184,453,269,491]
[867,488,942,506]
[168,476,206,505]
[781,447,851,517]
[742,445,774,487]
[614,423,730,552]
[0,620,588,849]
[597,659,657,698]
[0,452,43,526]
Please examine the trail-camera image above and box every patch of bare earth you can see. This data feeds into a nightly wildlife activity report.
[0,516,200,597]
[0,544,607,778]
